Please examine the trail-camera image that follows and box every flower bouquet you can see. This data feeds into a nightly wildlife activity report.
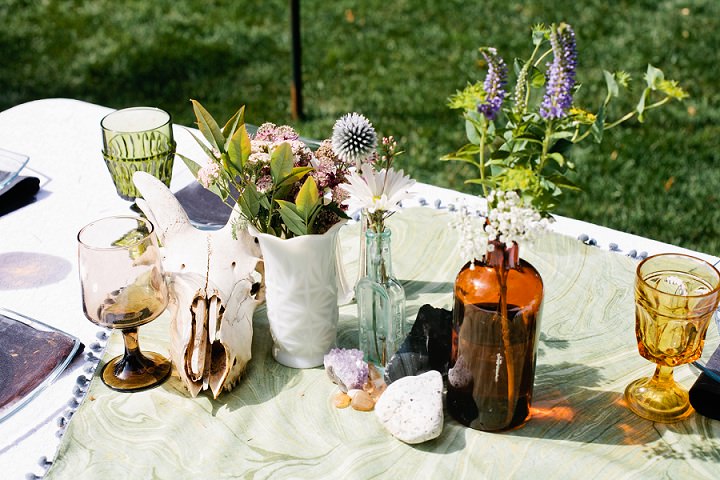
[180,101,354,368]
[444,23,686,431]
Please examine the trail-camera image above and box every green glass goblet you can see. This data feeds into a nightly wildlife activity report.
[101,107,176,202]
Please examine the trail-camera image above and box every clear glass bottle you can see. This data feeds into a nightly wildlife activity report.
[447,241,544,431]
[356,229,407,366]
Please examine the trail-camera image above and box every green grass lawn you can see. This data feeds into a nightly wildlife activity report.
[2,1,719,254]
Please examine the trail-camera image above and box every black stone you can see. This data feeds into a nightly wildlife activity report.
[384,304,452,384]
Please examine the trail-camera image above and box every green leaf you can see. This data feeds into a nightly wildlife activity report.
[295,176,320,219]
[513,58,524,77]
[238,184,260,219]
[636,88,650,123]
[275,200,307,236]
[546,152,565,167]
[548,173,581,191]
[259,194,271,210]
[644,64,664,90]
[439,153,480,167]
[529,66,545,88]
[270,143,294,184]
[464,117,482,144]
[227,124,251,174]
[177,153,202,177]
[222,105,245,144]
[277,166,313,188]
[190,99,224,153]
[591,102,606,143]
[489,150,510,160]
[187,129,218,161]
[603,70,619,99]
[465,178,496,187]
[549,131,574,142]
[513,134,544,145]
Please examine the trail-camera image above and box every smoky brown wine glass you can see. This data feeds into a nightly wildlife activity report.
[77,215,171,391]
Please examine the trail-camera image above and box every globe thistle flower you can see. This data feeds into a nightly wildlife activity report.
[540,23,577,120]
[331,112,377,167]
[477,48,508,121]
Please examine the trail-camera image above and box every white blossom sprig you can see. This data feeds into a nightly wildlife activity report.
[449,201,487,263]
[484,190,550,250]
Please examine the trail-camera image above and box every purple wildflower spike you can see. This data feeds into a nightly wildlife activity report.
[477,48,508,120]
[540,23,577,120]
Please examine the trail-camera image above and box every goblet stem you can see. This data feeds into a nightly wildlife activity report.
[652,364,675,387]
[101,327,171,392]
[114,327,152,378]
[625,363,693,423]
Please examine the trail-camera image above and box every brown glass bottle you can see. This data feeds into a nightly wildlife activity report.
[447,242,543,431]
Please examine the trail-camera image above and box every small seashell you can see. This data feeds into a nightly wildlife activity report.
[349,389,375,411]
[333,391,351,409]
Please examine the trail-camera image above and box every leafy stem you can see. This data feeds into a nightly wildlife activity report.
[605,96,672,129]
[478,121,489,197]
[537,120,554,173]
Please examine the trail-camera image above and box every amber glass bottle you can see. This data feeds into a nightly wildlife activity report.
[447,241,543,431]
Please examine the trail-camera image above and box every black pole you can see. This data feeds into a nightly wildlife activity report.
[290,0,304,120]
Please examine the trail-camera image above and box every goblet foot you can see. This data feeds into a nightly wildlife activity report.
[624,375,693,423]
[102,351,171,392]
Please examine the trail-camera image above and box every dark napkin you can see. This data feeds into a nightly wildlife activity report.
[0,175,40,216]
[689,344,720,420]
[174,182,236,227]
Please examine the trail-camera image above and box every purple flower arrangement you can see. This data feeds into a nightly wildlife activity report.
[477,48,508,121]
[444,22,687,217]
[540,24,577,120]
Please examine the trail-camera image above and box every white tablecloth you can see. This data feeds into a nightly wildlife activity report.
[0,99,714,479]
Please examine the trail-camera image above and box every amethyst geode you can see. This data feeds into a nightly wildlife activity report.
[324,348,369,392]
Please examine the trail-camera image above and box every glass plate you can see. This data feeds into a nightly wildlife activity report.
[0,308,82,423]
[0,148,30,191]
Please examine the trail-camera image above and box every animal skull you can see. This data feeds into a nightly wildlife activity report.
[133,172,262,398]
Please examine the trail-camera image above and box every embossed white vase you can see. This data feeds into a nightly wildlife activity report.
[250,221,346,368]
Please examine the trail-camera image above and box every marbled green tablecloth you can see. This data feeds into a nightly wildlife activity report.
[46,208,720,479]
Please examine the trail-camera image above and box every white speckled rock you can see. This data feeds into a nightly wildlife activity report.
[374,370,444,444]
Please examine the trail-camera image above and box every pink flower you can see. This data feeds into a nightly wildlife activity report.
[197,162,221,188]
[256,174,273,193]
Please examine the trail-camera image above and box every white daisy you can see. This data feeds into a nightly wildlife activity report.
[340,165,415,214]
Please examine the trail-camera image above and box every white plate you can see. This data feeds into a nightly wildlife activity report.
[0,148,29,191]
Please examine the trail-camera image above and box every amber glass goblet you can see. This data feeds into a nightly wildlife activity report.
[78,215,171,392]
[625,253,720,422]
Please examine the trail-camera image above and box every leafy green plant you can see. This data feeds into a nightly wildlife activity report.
[179,100,349,238]
[443,23,688,216]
